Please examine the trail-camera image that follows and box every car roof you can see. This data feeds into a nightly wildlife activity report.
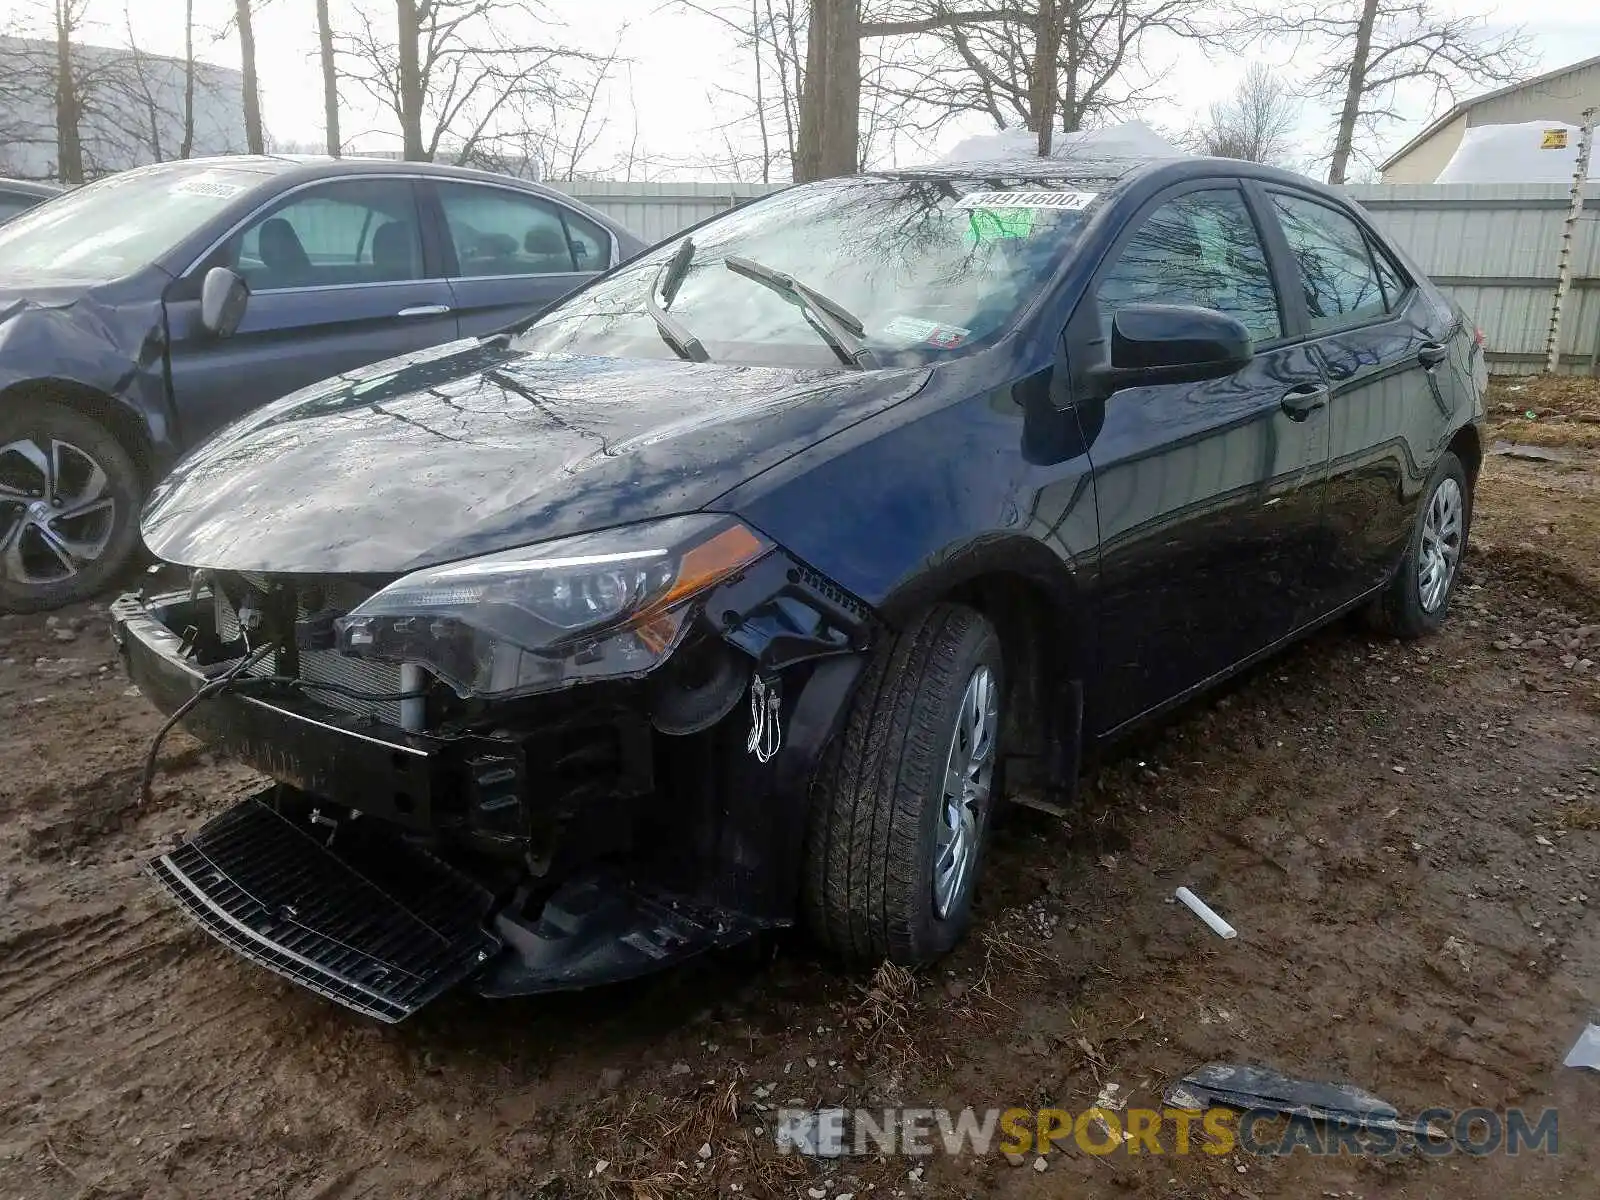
[0,177,65,198]
[155,154,635,240]
[175,153,571,192]
[866,154,1347,203]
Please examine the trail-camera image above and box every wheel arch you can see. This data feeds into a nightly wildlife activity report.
[0,378,159,489]
[878,537,1089,798]
[1447,422,1483,496]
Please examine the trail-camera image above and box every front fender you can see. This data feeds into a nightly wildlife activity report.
[0,292,179,470]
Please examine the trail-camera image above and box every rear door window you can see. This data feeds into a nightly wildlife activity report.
[435,182,612,277]
[1095,188,1282,344]
[1269,193,1388,331]
[1368,238,1410,311]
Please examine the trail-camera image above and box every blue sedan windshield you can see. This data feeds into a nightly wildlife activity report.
[0,162,269,282]
[515,177,1097,367]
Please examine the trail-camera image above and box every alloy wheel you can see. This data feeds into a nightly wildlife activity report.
[1417,475,1463,614]
[0,437,118,587]
[933,663,999,919]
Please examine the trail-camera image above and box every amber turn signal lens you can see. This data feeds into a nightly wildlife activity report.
[655,523,770,610]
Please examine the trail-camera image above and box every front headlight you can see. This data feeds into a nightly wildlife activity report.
[335,515,771,699]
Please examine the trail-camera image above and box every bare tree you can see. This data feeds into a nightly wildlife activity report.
[117,3,166,158]
[870,0,1233,148]
[179,0,195,157]
[1261,0,1531,183]
[679,0,806,181]
[317,0,339,154]
[235,0,264,153]
[52,0,89,182]
[339,0,594,165]
[1187,62,1300,164]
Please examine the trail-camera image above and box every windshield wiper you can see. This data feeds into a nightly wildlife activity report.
[644,238,708,362]
[723,255,880,369]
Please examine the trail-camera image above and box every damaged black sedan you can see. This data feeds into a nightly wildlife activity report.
[114,155,1486,1021]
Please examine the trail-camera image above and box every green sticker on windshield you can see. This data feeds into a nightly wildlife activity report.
[966,207,1035,243]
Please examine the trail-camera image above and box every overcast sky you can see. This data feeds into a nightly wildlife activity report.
[3,0,1598,177]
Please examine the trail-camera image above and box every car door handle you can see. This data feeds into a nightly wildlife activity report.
[1280,384,1328,421]
[1418,341,1449,369]
[397,304,451,318]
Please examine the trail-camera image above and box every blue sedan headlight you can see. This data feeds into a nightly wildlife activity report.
[335,515,771,699]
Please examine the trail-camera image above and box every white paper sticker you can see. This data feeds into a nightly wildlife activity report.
[881,315,972,344]
[172,176,246,199]
[954,190,1096,211]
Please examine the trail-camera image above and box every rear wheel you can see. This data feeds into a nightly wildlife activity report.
[1373,451,1470,639]
[0,401,142,613]
[802,603,1003,966]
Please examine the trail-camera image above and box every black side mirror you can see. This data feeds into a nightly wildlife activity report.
[1095,303,1253,392]
[199,266,249,338]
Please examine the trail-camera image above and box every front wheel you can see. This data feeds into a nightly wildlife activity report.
[0,401,143,613]
[802,603,1003,966]
[1374,450,1471,639]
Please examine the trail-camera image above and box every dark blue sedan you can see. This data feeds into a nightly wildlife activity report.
[0,156,644,610]
[114,153,1486,1021]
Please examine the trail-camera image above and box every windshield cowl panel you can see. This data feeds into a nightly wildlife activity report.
[514,177,1097,370]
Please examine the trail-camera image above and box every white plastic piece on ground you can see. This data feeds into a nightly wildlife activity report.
[1562,1024,1600,1070]
[933,120,1188,167]
[1175,886,1238,939]
[1436,121,1600,183]
[775,1108,848,1157]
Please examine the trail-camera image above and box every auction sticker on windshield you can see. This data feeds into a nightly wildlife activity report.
[954,190,1096,210]
[172,175,248,199]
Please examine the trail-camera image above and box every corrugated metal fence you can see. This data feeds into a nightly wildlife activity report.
[549,178,1600,375]
[1347,183,1600,375]
[545,181,780,245]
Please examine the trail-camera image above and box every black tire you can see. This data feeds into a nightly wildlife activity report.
[802,603,1003,966]
[0,400,143,613]
[1372,450,1471,639]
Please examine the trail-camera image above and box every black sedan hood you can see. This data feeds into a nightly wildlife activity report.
[141,339,930,574]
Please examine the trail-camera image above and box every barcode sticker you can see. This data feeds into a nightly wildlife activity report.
[954,190,1096,210]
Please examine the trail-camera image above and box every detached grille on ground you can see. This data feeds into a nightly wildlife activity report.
[149,797,500,1022]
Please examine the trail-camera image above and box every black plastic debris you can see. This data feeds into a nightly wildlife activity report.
[1165,1063,1445,1140]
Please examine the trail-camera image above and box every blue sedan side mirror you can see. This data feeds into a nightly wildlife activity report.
[200,266,250,339]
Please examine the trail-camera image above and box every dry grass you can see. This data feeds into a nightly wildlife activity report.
[1556,799,1600,831]
[1490,420,1600,451]
[849,961,917,1049]
[576,1076,808,1200]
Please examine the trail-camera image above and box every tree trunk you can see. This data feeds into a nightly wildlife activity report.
[752,0,770,182]
[1060,1,1079,134]
[179,0,196,158]
[237,0,264,153]
[794,0,859,182]
[397,0,426,160]
[1328,0,1378,184]
[317,0,341,156]
[1032,0,1059,155]
[53,1,83,183]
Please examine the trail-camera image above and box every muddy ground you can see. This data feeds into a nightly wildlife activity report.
[3,377,1599,1199]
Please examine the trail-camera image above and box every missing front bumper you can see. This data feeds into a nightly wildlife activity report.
[150,792,768,1019]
